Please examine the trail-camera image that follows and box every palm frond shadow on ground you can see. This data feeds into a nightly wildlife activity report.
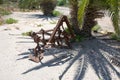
[73,39,120,80]
[59,46,88,80]
[22,38,120,80]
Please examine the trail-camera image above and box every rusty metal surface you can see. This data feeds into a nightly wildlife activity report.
[29,15,75,62]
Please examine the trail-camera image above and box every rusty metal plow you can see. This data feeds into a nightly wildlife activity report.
[29,15,75,63]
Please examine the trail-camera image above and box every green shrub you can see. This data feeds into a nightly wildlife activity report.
[40,0,57,16]
[64,27,84,42]
[5,18,18,24]
[52,10,61,16]
[69,35,85,42]
[22,31,32,36]
[57,0,66,6]
[92,24,101,32]
[65,27,71,34]
[75,35,85,42]
[110,33,120,41]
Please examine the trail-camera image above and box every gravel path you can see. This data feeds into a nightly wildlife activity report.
[0,7,120,80]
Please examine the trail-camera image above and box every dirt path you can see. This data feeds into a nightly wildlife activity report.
[0,9,120,80]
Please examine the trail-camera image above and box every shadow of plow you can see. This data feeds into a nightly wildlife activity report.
[17,52,30,60]
[22,54,73,74]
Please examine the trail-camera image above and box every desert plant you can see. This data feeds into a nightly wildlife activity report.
[5,18,18,24]
[69,0,81,35]
[78,0,120,37]
[40,0,57,16]
[69,0,120,38]
[110,0,120,38]
[70,0,100,36]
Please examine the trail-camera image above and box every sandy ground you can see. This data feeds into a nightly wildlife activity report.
[0,7,120,80]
